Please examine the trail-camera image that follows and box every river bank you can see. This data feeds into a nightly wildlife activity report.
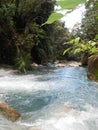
[0,60,81,75]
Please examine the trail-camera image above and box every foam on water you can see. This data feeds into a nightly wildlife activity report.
[0,67,98,130]
[0,74,55,92]
[18,104,98,130]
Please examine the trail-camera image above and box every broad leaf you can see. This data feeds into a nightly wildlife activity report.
[95,34,98,40]
[74,48,81,54]
[57,0,86,9]
[74,37,80,44]
[42,12,63,25]
[43,0,86,25]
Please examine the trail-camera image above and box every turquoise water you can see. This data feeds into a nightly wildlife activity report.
[0,66,98,130]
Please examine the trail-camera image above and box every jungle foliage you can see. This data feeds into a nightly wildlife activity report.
[72,0,98,41]
[0,0,72,72]
[63,0,98,65]
[63,37,98,65]
[45,0,86,25]
[0,0,86,72]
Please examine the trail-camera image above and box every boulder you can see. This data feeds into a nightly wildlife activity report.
[55,60,81,68]
[87,56,98,81]
[0,102,21,122]
[31,63,39,68]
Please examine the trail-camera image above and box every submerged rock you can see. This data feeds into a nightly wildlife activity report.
[87,56,98,81]
[28,128,41,130]
[63,106,71,112]
[48,69,54,72]
[0,102,21,122]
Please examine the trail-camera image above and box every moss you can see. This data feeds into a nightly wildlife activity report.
[88,55,98,81]
[93,68,98,80]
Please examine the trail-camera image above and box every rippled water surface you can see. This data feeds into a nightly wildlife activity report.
[0,66,98,130]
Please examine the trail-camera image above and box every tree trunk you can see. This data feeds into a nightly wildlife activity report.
[15,0,19,8]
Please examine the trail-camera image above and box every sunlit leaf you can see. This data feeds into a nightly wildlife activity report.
[95,34,98,40]
[91,46,97,53]
[80,44,85,49]
[43,0,86,25]
[74,48,81,54]
[42,12,63,25]
[57,0,86,9]
[63,48,70,55]
[74,37,80,44]
[70,39,75,44]
[88,41,96,46]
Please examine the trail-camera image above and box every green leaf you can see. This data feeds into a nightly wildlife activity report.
[74,48,81,54]
[88,41,96,46]
[63,48,71,55]
[43,0,86,25]
[80,44,85,50]
[95,34,98,40]
[74,37,80,44]
[91,46,97,53]
[57,0,86,10]
[42,12,63,25]
[70,39,75,44]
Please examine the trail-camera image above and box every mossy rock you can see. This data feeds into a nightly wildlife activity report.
[87,55,98,81]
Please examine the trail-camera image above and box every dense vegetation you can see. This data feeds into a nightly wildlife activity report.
[1,0,97,74]
[72,0,98,40]
[0,0,71,72]
[64,0,98,66]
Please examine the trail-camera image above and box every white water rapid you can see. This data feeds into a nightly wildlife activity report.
[0,66,98,130]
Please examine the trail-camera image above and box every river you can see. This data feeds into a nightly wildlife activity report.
[0,65,98,130]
